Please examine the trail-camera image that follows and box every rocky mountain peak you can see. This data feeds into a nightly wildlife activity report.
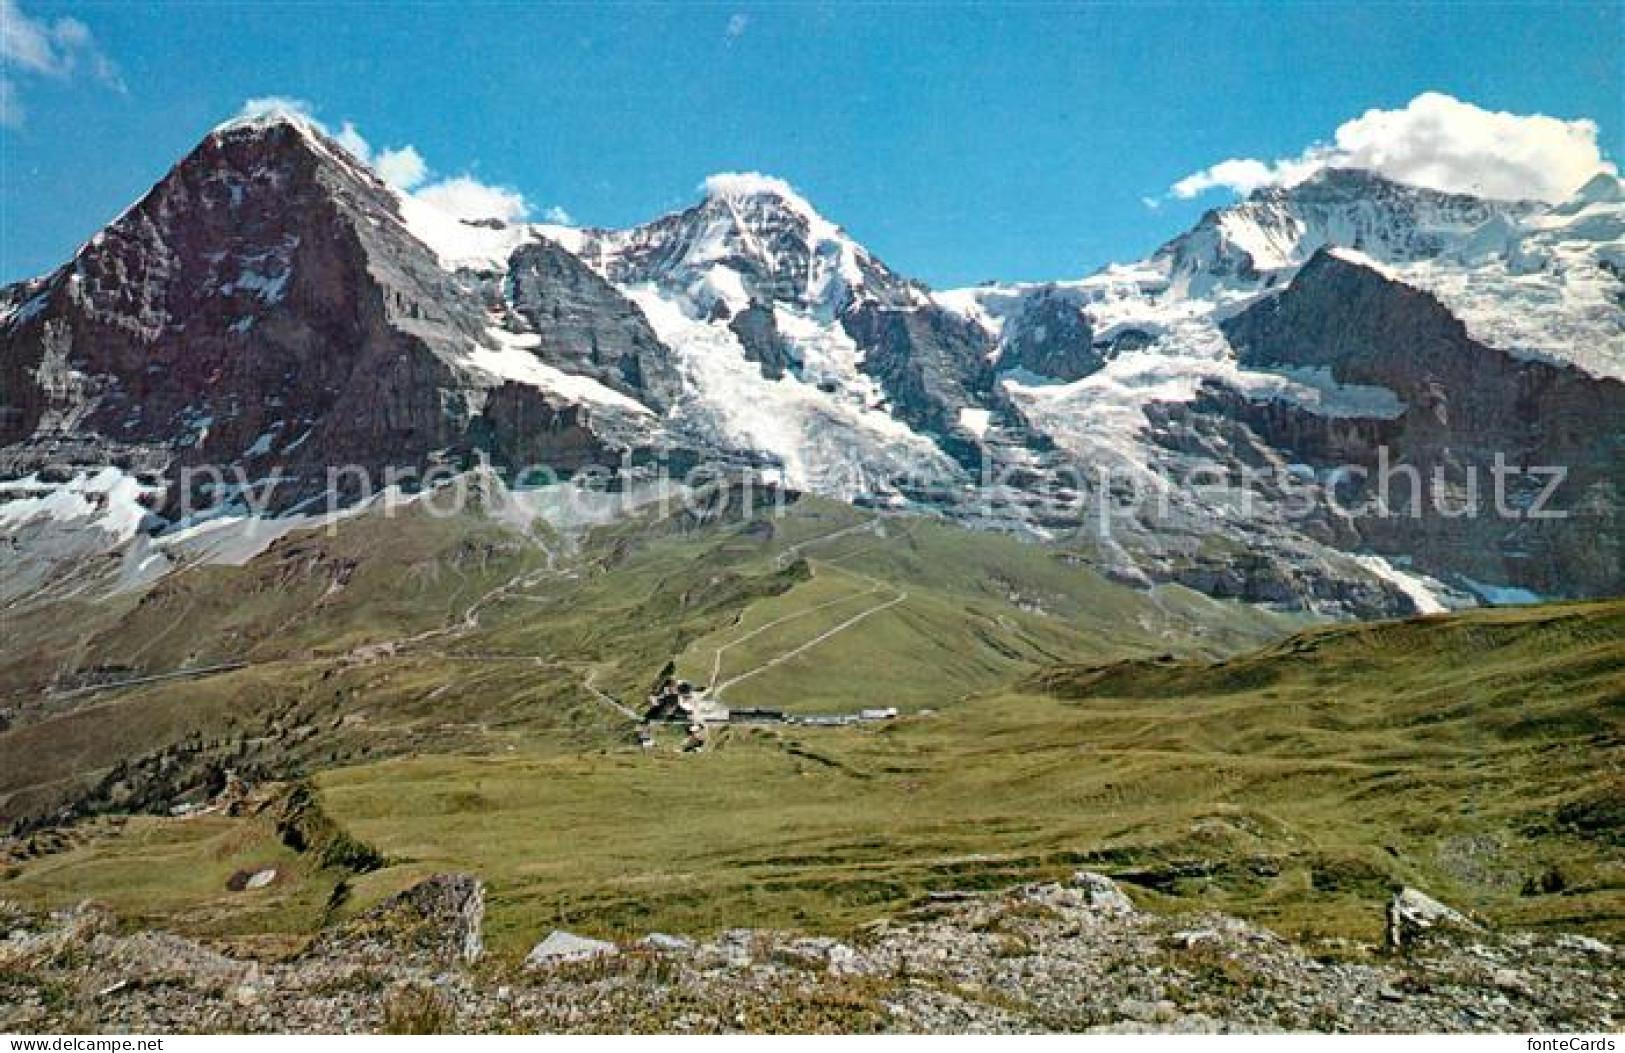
[1554,170,1624,213]
[1155,167,1538,298]
[578,172,915,318]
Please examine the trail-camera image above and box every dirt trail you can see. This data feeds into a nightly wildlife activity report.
[709,561,909,701]
[700,519,911,703]
[706,573,886,689]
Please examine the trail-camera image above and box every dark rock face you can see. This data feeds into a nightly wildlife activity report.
[995,291,1102,382]
[726,303,795,380]
[504,238,682,409]
[467,385,627,475]
[0,118,649,513]
[841,302,996,459]
[6,870,1619,1033]
[1221,249,1625,597]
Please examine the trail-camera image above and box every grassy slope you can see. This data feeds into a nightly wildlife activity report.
[317,599,1624,956]
[0,491,1289,826]
[7,597,1619,963]
[670,505,1297,713]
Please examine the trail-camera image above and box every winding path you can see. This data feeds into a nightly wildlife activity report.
[705,576,886,689]
[711,560,909,700]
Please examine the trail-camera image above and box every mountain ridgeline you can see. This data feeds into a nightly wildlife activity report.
[2,112,1623,616]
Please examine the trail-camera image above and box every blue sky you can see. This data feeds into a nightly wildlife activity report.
[2,1,1620,287]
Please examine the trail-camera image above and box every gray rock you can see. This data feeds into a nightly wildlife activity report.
[1222,247,1625,601]
[1554,934,1612,956]
[505,237,682,410]
[1386,887,1479,949]
[639,932,696,953]
[995,289,1102,382]
[311,872,486,967]
[524,930,619,969]
[1071,871,1137,915]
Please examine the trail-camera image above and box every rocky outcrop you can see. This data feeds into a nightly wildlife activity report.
[841,302,996,461]
[3,872,1617,1033]
[504,238,682,409]
[995,290,1103,382]
[1221,249,1625,598]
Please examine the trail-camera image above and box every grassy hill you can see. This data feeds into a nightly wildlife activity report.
[0,487,1293,827]
[4,547,1618,961]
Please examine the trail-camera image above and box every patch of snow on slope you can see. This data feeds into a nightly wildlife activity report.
[1227,365,1406,418]
[1003,352,1212,479]
[1395,256,1625,381]
[1459,576,1546,606]
[397,193,539,271]
[148,486,420,570]
[0,469,162,541]
[1326,245,1401,280]
[466,327,653,414]
[226,267,289,302]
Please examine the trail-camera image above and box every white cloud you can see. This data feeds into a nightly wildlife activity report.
[374,145,427,190]
[414,176,530,223]
[237,95,316,122]
[332,119,371,161]
[1168,92,1617,204]
[230,97,559,226]
[0,0,122,128]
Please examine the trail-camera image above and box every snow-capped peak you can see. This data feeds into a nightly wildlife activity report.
[1152,166,1538,299]
[568,170,907,321]
[211,106,319,137]
[1553,171,1624,214]
[702,170,817,212]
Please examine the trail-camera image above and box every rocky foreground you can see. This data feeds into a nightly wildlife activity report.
[0,872,1617,1034]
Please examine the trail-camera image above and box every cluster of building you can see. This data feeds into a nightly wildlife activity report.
[641,676,899,739]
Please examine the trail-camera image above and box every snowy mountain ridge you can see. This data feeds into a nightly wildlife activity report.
[2,113,1621,617]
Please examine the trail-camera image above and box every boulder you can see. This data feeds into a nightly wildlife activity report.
[525,930,619,969]
[1386,887,1479,949]
[639,932,696,953]
[311,872,485,967]
[1071,871,1137,915]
